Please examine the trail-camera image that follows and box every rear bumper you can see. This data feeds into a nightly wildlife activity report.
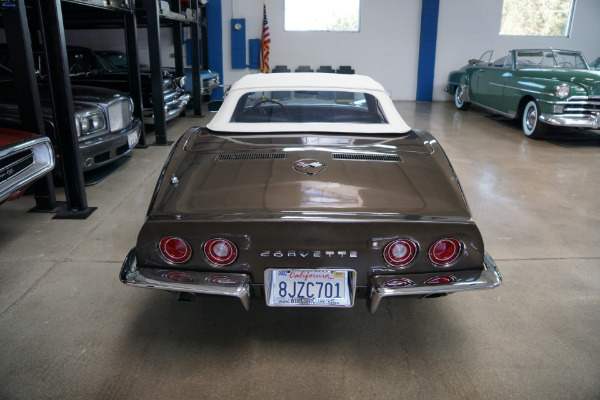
[367,252,501,313]
[120,248,251,310]
[119,249,501,313]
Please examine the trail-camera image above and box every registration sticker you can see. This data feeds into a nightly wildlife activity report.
[265,269,356,308]
[127,131,139,148]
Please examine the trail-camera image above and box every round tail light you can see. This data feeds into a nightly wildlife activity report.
[203,238,238,266]
[164,271,195,282]
[428,238,462,266]
[424,275,457,285]
[382,278,415,288]
[159,236,192,264]
[209,275,240,286]
[383,239,418,267]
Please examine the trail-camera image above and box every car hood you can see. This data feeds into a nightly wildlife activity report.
[0,81,123,115]
[519,68,600,95]
[149,130,472,220]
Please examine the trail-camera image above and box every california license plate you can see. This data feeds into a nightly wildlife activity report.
[265,269,356,307]
[127,131,139,148]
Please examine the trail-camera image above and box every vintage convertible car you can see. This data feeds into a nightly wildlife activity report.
[120,73,501,313]
[95,50,220,96]
[445,49,600,139]
[0,127,54,204]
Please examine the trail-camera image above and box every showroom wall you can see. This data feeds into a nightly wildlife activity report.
[220,0,422,100]
[11,0,598,101]
[220,0,600,101]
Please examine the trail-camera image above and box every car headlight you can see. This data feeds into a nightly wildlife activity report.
[76,111,106,137]
[555,83,570,99]
[179,76,186,88]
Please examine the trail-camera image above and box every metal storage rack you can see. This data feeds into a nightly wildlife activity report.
[135,0,204,145]
[0,0,204,217]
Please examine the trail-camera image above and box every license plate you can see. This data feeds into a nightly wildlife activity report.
[265,269,356,307]
[127,131,138,148]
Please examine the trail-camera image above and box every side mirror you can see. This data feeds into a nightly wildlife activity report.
[207,100,223,112]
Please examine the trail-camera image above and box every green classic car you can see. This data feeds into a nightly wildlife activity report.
[445,49,600,139]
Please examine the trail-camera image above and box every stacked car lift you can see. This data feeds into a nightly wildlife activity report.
[0,0,204,218]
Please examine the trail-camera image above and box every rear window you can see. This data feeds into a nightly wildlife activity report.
[230,90,388,124]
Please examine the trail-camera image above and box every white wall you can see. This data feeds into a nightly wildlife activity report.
[222,0,423,100]
[433,0,600,100]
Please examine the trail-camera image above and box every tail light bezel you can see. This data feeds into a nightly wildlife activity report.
[163,270,196,282]
[428,238,463,267]
[158,236,192,264]
[424,275,457,285]
[382,239,419,268]
[382,278,415,288]
[203,238,238,267]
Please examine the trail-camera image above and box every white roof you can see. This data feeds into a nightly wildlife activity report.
[207,73,411,134]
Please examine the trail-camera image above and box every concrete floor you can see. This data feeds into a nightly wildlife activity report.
[0,102,599,399]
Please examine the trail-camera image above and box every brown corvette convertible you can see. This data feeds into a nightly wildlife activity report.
[120,73,501,313]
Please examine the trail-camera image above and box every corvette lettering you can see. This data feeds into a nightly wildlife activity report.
[261,250,358,258]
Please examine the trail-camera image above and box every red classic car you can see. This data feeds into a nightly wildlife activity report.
[0,127,54,204]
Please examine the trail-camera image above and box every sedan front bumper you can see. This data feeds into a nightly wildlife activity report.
[79,118,141,172]
[120,248,501,313]
[540,113,600,129]
[143,93,191,124]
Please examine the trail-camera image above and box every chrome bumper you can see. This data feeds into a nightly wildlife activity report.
[143,93,191,124]
[368,252,501,313]
[119,248,251,310]
[540,113,600,129]
[0,136,54,203]
[120,249,500,313]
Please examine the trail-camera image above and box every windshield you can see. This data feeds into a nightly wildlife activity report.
[67,50,108,73]
[515,50,589,69]
[230,90,388,124]
[101,53,128,71]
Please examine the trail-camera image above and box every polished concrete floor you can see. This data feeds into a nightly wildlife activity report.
[1,102,599,399]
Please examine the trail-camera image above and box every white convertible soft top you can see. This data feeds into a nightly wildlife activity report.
[207,73,411,134]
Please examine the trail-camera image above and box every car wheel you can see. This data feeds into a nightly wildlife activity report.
[522,100,547,139]
[454,86,470,110]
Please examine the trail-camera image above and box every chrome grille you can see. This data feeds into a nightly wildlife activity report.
[217,153,287,161]
[163,80,175,92]
[332,153,401,162]
[0,149,33,184]
[107,98,132,133]
[562,97,600,115]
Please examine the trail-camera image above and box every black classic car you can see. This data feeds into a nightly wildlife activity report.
[0,126,54,204]
[0,80,140,173]
[120,73,501,313]
[95,50,220,96]
[65,46,190,124]
[0,44,189,125]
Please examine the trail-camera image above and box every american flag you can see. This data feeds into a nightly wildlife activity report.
[260,2,270,73]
